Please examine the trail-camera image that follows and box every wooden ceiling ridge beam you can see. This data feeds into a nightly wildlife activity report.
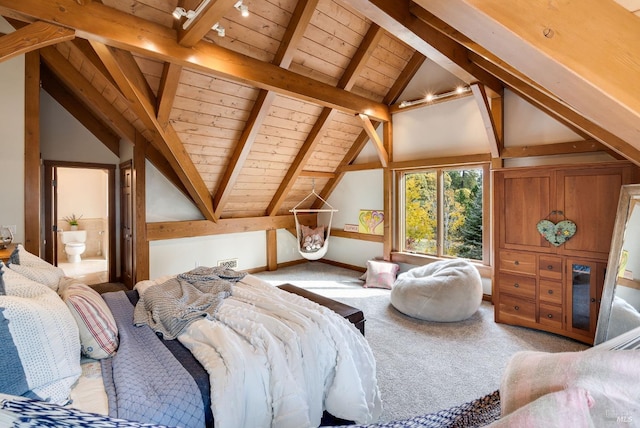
[211,0,318,220]
[314,50,426,208]
[0,0,390,122]
[414,0,640,161]
[346,0,501,93]
[470,83,502,158]
[0,21,74,63]
[40,65,119,156]
[266,23,384,216]
[89,41,216,221]
[177,0,237,47]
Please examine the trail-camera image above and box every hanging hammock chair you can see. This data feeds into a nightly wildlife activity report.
[290,188,338,260]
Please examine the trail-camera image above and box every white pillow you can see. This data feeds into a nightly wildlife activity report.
[8,244,55,269]
[58,278,119,359]
[0,266,81,405]
[9,263,65,291]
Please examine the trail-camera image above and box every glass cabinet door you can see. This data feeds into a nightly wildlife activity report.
[566,260,605,341]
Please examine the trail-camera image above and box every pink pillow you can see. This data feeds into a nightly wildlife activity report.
[364,260,399,289]
[300,225,325,252]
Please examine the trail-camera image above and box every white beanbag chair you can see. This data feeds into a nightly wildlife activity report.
[390,259,482,322]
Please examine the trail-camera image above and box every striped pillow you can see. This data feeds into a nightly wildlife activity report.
[58,279,119,359]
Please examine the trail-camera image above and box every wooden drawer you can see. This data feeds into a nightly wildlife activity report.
[498,273,536,299]
[539,256,563,280]
[539,303,563,329]
[499,251,536,275]
[498,294,536,323]
[539,280,563,305]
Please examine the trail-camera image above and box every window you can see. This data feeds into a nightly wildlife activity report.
[398,164,488,263]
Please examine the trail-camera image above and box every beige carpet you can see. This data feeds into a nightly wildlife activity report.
[255,261,589,423]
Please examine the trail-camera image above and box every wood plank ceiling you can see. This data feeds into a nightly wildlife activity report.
[1,0,639,223]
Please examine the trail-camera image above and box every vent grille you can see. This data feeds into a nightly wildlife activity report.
[217,258,238,269]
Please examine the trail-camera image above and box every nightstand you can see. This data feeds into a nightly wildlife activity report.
[0,243,16,263]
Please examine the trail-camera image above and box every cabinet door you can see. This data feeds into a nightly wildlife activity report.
[557,167,624,258]
[496,170,553,251]
[566,260,603,341]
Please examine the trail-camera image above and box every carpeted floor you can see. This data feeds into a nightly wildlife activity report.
[254,261,589,424]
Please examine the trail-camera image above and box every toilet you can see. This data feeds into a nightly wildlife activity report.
[61,230,87,263]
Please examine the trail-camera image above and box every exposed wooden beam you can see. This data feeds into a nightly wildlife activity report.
[346,0,502,93]
[70,38,119,89]
[411,5,640,166]
[315,51,426,207]
[40,45,137,142]
[24,50,40,254]
[0,0,390,122]
[501,140,607,159]
[212,0,318,220]
[146,214,315,241]
[41,65,120,156]
[156,62,182,129]
[299,170,336,179]
[359,113,388,167]
[267,23,385,216]
[389,153,491,170]
[90,42,216,221]
[382,120,393,258]
[177,0,237,47]
[415,0,640,162]
[0,21,74,63]
[471,83,501,158]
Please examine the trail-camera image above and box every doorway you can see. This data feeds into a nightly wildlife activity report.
[44,161,116,284]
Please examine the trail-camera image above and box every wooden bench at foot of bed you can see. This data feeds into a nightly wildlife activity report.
[277,283,365,336]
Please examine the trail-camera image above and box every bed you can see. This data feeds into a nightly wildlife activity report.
[0,245,381,428]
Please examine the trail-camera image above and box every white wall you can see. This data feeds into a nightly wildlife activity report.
[57,168,108,220]
[0,18,25,243]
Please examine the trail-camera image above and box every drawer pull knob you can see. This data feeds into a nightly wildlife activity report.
[548,289,554,295]
[514,305,520,311]
[547,314,553,319]
[547,265,553,270]
[514,283,520,288]
[591,298,596,303]
[514,261,520,266]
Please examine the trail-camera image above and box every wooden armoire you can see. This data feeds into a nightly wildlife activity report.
[493,161,639,344]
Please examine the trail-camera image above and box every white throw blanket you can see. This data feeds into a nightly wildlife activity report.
[137,274,382,428]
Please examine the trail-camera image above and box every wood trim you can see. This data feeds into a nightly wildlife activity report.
[24,50,40,254]
[501,140,606,159]
[40,66,120,156]
[383,120,393,259]
[359,114,388,168]
[133,134,149,281]
[331,229,384,243]
[338,162,383,172]
[0,21,74,63]
[146,214,315,241]
[0,0,390,122]
[390,153,491,170]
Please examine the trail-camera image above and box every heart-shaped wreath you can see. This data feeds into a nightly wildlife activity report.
[536,217,577,247]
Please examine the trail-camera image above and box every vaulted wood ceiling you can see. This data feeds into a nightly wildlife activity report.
[1,0,639,223]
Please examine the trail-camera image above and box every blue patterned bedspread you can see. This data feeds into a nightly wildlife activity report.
[101,291,209,428]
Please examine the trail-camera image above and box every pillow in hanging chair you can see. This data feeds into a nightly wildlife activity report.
[300,225,326,252]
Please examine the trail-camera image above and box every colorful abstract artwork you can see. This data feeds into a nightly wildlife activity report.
[359,209,384,235]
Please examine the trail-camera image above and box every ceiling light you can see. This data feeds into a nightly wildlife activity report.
[212,22,225,37]
[234,0,249,17]
[172,6,196,20]
[397,86,471,109]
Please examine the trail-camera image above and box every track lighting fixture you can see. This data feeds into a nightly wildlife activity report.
[234,0,249,17]
[398,86,471,109]
[212,22,225,37]
[172,6,196,20]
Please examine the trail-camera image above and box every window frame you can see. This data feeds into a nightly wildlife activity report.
[396,163,490,265]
